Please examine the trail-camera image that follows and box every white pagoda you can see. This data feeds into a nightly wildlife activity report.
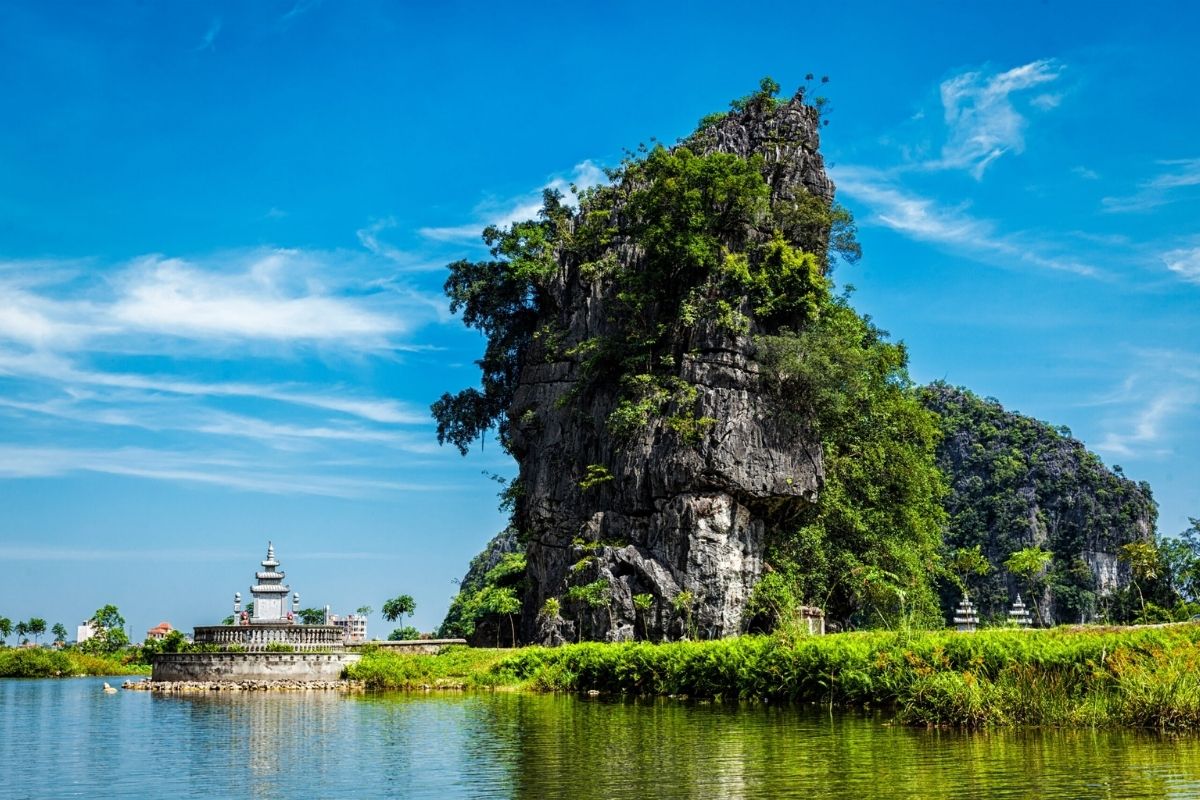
[250,542,295,623]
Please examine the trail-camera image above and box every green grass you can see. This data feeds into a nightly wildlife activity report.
[0,647,150,678]
[345,645,517,690]
[346,625,1200,729]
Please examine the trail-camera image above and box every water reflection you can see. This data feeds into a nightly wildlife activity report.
[4,678,1200,798]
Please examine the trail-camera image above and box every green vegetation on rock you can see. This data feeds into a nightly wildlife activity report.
[921,383,1158,624]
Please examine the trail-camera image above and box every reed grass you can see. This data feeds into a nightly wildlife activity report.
[347,625,1200,729]
[0,647,149,678]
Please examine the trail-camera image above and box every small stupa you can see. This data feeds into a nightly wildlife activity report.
[250,541,295,623]
[954,593,979,633]
[1008,594,1033,628]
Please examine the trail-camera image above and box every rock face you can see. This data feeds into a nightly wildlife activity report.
[922,383,1156,623]
[509,94,831,643]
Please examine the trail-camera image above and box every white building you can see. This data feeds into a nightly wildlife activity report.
[76,620,97,644]
[324,608,367,643]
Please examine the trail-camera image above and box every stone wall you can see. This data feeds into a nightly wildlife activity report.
[152,652,360,682]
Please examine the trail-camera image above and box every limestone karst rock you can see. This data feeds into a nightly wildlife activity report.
[922,383,1156,624]
[493,90,832,643]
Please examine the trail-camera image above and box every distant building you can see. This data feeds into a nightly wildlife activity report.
[324,607,367,643]
[76,620,97,644]
[146,622,174,642]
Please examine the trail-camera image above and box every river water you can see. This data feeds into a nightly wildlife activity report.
[4,676,1200,798]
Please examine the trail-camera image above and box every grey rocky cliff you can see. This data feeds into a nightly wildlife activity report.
[508,93,831,643]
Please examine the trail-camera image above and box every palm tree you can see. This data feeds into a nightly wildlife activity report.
[51,623,68,645]
[0,617,11,646]
[382,595,416,628]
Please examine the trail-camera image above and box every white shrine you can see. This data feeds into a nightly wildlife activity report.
[249,541,295,623]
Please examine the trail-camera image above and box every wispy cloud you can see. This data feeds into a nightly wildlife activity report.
[1094,392,1191,459]
[1103,158,1200,213]
[196,18,222,52]
[932,59,1064,178]
[0,444,446,497]
[418,160,606,243]
[0,349,427,424]
[280,0,321,26]
[833,166,1098,277]
[1163,247,1200,284]
[1091,349,1200,459]
[0,545,398,562]
[355,219,444,271]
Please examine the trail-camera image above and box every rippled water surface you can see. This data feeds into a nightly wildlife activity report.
[5,677,1200,798]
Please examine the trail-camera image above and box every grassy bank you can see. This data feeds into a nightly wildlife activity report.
[346,645,516,690]
[349,625,1200,729]
[0,647,150,678]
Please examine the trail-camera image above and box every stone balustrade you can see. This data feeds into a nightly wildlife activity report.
[193,624,344,651]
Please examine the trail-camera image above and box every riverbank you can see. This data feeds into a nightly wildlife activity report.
[123,678,361,692]
[0,647,149,678]
[348,624,1200,729]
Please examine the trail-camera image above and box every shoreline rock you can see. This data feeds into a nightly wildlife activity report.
[123,678,365,692]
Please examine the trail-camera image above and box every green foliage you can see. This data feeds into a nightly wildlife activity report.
[26,618,46,644]
[0,647,146,678]
[0,617,10,645]
[921,383,1157,625]
[441,549,528,642]
[297,608,326,625]
[577,464,614,491]
[345,646,514,689]
[264,642,295,653]
[540,598,561,619]
[80,605,129,654]
[388,627,422,641]
[493,625,1200,729]
[51,623,67,644]
[432,83,858,455]
[948,545,991,593]
[382,595,416,623]
[756,294,947,630]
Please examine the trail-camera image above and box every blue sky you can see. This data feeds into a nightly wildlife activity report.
[0,1,1196,638]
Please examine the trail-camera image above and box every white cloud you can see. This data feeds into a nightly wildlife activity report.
[109,253,402,344]
[1103,158,1200,213]
[1163,247,1200,284]
[418,160,607,243]
[0,248,439,353]
[833,166,1098,277]
[933,59,1063,178]
[1071,166,1100,180]
[0,444,444,497]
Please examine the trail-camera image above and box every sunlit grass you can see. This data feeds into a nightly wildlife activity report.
[347,625,1200,729]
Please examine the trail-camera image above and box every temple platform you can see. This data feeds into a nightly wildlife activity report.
[151,651,360,682]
